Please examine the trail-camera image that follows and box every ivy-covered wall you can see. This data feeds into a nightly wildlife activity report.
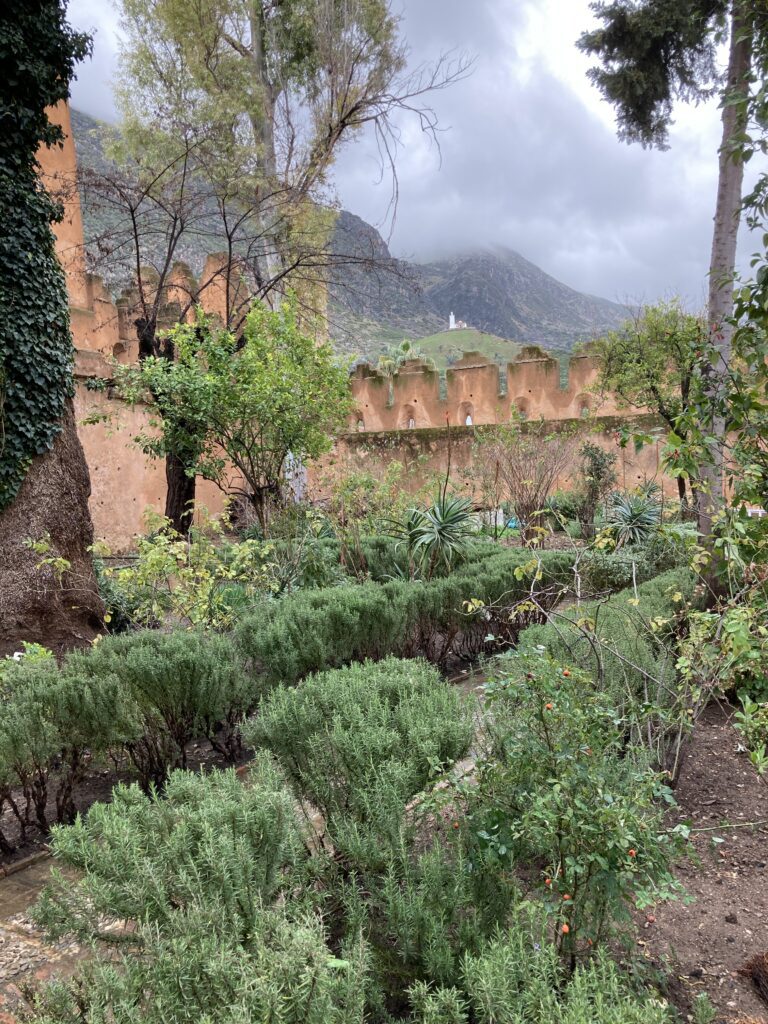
[0,5,89,509]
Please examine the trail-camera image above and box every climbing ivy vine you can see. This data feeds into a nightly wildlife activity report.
[0,2,90,508]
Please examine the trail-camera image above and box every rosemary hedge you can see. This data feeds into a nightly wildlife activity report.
[244,658,472,866]
[236,547,576,688]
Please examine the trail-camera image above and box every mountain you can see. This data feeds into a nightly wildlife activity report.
[69,108,627,362]
[327,211,627,360]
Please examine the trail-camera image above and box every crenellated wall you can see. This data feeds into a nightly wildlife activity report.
[348,347,639,433]
[33,103,667,551]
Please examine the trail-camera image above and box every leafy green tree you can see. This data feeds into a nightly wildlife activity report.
[579,1,768,536]
[117,300,353,534]
[114,0,466,274]
[590,301,704,506]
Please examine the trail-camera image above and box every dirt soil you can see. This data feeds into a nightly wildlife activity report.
[643,702,768,1023]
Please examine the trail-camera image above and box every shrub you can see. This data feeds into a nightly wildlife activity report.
[387,494,478,578]
[579,541,685,594]
[0,660,129,833]
[411,916,674,1023]
[520,568,694,703]
[734,696,768,774]
[574,442,617,539]
[469,654,687,956]
[607,490,662,547]
[546,489,582,529]
[80,630,253,788]
[244,658,472,840]
[98,513,283,630]
[519,568,699,771]
[247,658,514,1008]
[25,905,368,1024]
[236,548,576,689]
[34,762,299,942]
[29,765,367,1024]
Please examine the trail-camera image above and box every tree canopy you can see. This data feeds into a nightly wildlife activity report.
[116,299,353,533]
[579,1,729,149]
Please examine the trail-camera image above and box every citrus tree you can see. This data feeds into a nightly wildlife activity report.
[117,300,353,534]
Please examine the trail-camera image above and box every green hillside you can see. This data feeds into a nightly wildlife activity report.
[414,328,521,369]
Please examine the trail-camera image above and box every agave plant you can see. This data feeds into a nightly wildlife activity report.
[388,494,477,578]
[608,491,662,547]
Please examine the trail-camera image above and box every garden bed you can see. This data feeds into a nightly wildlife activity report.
[641,702,768,1023]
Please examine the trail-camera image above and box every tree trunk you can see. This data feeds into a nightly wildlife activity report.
[677,474,688,508]
[0,401,104,658]
[165,451,197,535]
[136,316,198,535]
[698,1,753,541]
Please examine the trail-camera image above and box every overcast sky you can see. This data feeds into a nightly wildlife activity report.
[66,0,762,308]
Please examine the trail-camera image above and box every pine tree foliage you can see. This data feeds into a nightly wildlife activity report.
[579,0,728,148]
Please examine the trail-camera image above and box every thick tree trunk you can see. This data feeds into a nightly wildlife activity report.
[698,2,753,542]
[0,401,104,658]
[165,450,196,535]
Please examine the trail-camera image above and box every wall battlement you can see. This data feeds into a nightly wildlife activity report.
[349,347,639,432]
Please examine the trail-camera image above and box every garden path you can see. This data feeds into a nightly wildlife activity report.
[643,702,768,1023]
[0,858,83,1023]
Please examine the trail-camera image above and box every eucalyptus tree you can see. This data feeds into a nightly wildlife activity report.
[579,1,768,537]
[103,0,469,532]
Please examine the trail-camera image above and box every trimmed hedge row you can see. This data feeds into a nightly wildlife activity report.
[0,548,574,849]
[236,548,577,688]
[0,632,252,850]
[269,535,508,584]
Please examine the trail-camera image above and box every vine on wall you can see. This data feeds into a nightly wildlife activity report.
[0,2,90,509]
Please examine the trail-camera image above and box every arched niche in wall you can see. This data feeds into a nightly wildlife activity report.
[576,393,592,418]
[513,397,530,420]
[459,400,474,426]
[400,403,417,430]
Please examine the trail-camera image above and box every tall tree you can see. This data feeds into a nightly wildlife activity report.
[579,1,767,539]
[590,301,704,507]
[102,0,468,531]
[0,2,103,655]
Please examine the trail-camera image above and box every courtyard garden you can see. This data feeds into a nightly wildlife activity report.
[3,412,768,1023]
[3,1,768,1022]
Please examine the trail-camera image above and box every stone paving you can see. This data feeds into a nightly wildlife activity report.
[0,859,83,1023]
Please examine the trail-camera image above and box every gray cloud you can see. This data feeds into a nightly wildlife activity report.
[66,0,761,307]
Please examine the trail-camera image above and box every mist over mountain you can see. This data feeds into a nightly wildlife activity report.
[69,109,628,361]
